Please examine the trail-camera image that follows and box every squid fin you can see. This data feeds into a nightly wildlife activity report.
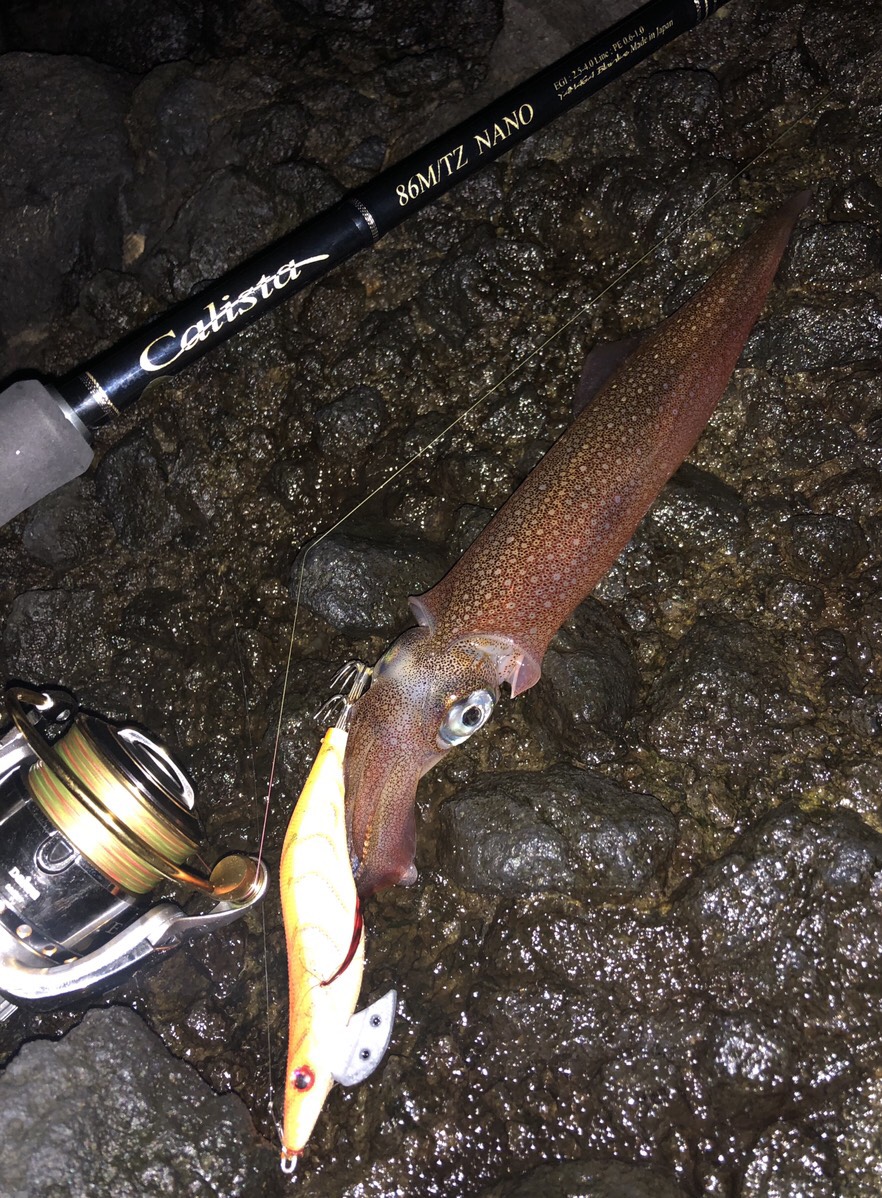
[455,631,542,697]
[408,593,436,631]
[507,650,542,697]
[573,335,641,416]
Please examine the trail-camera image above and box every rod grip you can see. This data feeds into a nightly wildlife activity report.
[0,379,93,526]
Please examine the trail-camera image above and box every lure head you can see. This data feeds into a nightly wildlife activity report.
[280,944,366,1165]
[280,1054,334,1169]
[344,624,509,897]
[280,981,397,1172]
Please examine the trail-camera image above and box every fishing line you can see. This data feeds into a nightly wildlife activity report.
[256,83,832,1129]
[221,583,284,1132]
[264,85,831,818]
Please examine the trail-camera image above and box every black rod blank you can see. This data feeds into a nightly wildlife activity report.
[56,0,726,428]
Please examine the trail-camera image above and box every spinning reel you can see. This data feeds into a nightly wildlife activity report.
[0,685,266,1017]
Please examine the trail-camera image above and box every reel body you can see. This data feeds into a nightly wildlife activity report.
[0,686,266,1017]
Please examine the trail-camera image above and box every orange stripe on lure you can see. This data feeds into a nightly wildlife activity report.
[278,668,396,1174]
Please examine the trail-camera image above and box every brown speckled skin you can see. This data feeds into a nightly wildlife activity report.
[345,194,809,898]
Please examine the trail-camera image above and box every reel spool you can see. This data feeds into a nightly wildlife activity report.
[0,685,267,1017]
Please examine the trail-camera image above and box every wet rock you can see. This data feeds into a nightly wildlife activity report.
[525,602,639,761]
[4,0,206,72]
[591,1035,703,1166]
[504,158,572,244]
[813,627,862,694]
[646,617,801,771]
[830,175,882,224]
[480,385,547,445]
[126,63,241,219]
[728,46,818,124]
[786,220,881,286]
[240,100,310,174]
[295,0,503,50]
[386,486,455,541]
[838,1071,882,1195]
[415,253,503,345]
[94,430,182,550]
[301,81,385,170]
[302,277,368,342]
[643,464,747,557]
[330,307,423,390]
[0,1006,275,1197]
[165,168,278,296]
[702,1011,792,1114]
[855,596,882,670]
[677,803,882,1017]
[811,467,882,526]
[446,504,495,558]
[381,48,464,97]
[292,527,446,637]
[753,297,882,372]
[801,0,882,102]
[346,134,388,173]
[21,479,113,568]
[479,1158,689,1198]
[314,386,388,455]
[441,765,676,898]
[440,448,516,507]
[632,69,723,153]
[739,1122,838,1198]
[779,512,868,581]
[536,634,638,741]
[271,159,344,222]
[0,53,132,341]
[764,578,825,620]
[119,587,190,650]
[464,900,702,1170]
[78,269,157,338]
[3,588,105,678]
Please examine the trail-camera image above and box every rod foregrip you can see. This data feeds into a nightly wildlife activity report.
[0,380,94,525]
[54,0,725,427]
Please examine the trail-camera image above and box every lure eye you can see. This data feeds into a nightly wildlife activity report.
[292,1066,315,1092]
[438,689,495,747]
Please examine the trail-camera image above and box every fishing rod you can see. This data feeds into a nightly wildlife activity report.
[0,0,726,529]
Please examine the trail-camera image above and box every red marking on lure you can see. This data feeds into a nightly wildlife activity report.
[321,898,364,987]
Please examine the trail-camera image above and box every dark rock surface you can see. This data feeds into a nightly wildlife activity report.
[441,764,676,898]
[0,53,133,341]
[645,615,803,772]
[525,598,641,763]
[478,1157,691,1197]
[293,526,448,637]
[0,1006,276,1196]
[21,479,114,568]
[94,429,185,549]
[1,0,881,1196]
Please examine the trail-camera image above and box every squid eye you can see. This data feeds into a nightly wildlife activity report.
[438,689,495,747]
[292,1066,315,1092]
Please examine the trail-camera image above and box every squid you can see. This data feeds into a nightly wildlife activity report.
[344,192,810,898]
